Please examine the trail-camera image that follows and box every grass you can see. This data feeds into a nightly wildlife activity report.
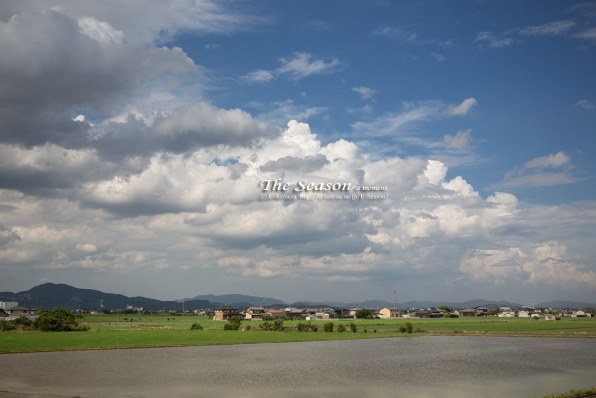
[1,315,595,353]
[544,387,596,397]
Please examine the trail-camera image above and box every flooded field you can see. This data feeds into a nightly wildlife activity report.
[1,336,595,398]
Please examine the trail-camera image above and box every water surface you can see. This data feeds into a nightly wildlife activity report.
[1,336,595,397]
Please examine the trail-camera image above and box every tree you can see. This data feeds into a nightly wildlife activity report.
[190,323,203,330]
[34,308,86,331]
[273,318,285,331]
[355,308,374,319]
[223,316,242,330]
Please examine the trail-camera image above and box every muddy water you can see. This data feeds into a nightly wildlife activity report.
[1,337,595,398]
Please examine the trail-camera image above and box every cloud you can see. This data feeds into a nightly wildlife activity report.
[461,242,596,287]
[243,52,342,83]
[1,120,595,297]
[524,151,571,169]
[443,130,472,149]
[576,99,594,110]
[242,70,275,83]
[491,151,581,189]
[0,9,199,150]
[371,26,432,46]
[575,27,596,40]
[475,32,514,48]
[257,99,327,126]
[352,98,477,137]
[0,0,263,44]
[449,98,478,116]
[519,20,576,36]
[352,86,376,100]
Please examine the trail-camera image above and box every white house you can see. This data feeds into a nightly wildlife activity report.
[0,301,18,310]
[378,307,401,319]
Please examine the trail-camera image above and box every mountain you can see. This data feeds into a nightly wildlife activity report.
[537,300,596,309]
[0,283,213,311]
[188,294,286,307]
[2,283,593,311]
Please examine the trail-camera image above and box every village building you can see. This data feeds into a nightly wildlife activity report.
[213,307,240,321]
[378,307,401,319]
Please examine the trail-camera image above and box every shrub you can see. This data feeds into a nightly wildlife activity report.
[34,308,86,332]
[355,308,374,319]
[224,316,242,331]
[13,316,33,327]
[405,322,414,334]
[0,320,16,331]
[337,324,346,332]
[399,326,407,333]
[273,318,285,331]
[324,322,334,332]
[349,322,357,333]
[190,323,203,330]
[260,321,273,331]
[297,321,310,331]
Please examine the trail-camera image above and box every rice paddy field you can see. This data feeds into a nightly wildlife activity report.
[1,314,595,353]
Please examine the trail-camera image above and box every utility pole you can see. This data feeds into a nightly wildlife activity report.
[100,299,104,322]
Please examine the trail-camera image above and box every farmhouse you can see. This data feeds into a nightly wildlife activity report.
[213,307,240,321]
[458,308,476,317]
[378,307,401,319]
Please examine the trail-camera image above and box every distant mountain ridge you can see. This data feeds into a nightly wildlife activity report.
[0,283,212,311]
[0,283,593,310]
[187,294,285,307]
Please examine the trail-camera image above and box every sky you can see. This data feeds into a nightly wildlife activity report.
[1,0,595,305]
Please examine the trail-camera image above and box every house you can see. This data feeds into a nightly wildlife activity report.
[4,306,30,317]
[213,307,240,321]
[244,307,266,320]
[265,309,287,318]
[475,307,489,317]
[572,310,587,318]
[544,315,558,321]
[498,309,516,318]
[458,308,476,317]
[378,307,401,319]
[0,301,18,310]
[517,310,531,318]
[286,308,305,319]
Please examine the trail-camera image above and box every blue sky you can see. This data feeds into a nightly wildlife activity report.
[175,0,596,202]
[0,1,595,305]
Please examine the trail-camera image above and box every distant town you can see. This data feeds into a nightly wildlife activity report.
[1,282,593,322]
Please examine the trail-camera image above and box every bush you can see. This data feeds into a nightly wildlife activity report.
[34,308,87,332]
[355,309,375,319]
[405,322,414,334]
[296,321,319,332]
[260,321,273,331]
[337,324,346,332]
[297,321,310,331]
[324,322,334,332]
[273,319,285,331]
[349,322,357,333]
[190,323,203,330]
[0,320,16,331]
[399,326,407,333]
[224,316,242,331]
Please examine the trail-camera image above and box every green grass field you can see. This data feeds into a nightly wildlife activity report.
[1,315,595,353]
